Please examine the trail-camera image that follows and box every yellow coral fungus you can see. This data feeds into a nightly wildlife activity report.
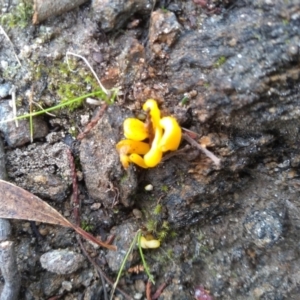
[116,140,150,168]
[116,99,181,169]
[139,236,160,249]
[159,116,182,152]
[143,99,161,128]
[143,127,163,167]
[129,153,149,169]
[123,118,149,141]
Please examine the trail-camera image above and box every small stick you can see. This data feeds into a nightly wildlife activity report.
[183,133,221,167]
[77,103,108,140]
[0,26,22,67]
[151,282,168,300]
[66,52,108,95]
[146,281,152,300]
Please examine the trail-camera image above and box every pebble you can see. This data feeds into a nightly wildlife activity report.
[0,83,11,98]
[40,249,85,274]
[243,209,283,248]
[134,279,146,293]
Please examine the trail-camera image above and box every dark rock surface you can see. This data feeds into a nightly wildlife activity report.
[0,0,300,299]
[0,101,48,147]
[79,105,138,207]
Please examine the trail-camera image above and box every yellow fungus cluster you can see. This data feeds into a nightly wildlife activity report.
[116,99,182,169]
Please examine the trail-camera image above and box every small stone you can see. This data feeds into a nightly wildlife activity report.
[106,222,138,272]
[40,250,85,274]
[132,208,143,219]
[91,203,101,210]
[145,184,153,191]
[134,293,143,300]
[0,83,11,98]
[243,209,283,248]
[0,101,48,147]
[134,279,146,293]
[61,281,72,291]
[38,227,49,236]
[0,219,11,241]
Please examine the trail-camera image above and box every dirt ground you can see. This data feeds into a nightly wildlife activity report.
[1,0,300,299]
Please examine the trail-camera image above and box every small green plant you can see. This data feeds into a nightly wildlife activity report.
[161,185,169,192]
[145,204,172,243]
[214,56,227,68]
[0,1,33,29]
[81,220,94,232]
[153,204,162,215]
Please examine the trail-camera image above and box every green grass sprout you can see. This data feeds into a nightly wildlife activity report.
[0,90,116,124]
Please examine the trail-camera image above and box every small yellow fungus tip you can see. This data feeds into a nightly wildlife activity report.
[139,236,160,249]
[116,99,181,169]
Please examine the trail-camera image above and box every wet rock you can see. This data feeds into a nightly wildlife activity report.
[149,9,182,58]
[79,105,137,207]
[0,101,48,147]
[40,249,85,275]
[92,0,153,32]
[6,142,71,201]
[105,222,138,272]
[83,281,103,300]
[117,37,146,86]
[167,1,300,125]
[0,83,11,98]
[244,209,283,248]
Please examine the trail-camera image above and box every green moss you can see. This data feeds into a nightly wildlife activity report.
[161,185,169,192]
[81,220,94,232]
[0,1,33,29]
[153,204,162,215]
[214,56,227,68]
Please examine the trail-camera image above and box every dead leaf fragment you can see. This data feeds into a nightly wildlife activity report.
[0,180,116,251]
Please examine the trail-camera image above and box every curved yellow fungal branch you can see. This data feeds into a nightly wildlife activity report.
[116,140,150,169]
[143,126,163,167]
[159,116,182,152]
[143,99,161,128]
[129,153,149,169]
[123,118,149,141]
[139,236,160,249]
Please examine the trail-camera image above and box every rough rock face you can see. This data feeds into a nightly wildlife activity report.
[79,105,138,207]
[134,0,300,228]
[6,142,71,201]
[92,0,153,32]
[0,101,48,147]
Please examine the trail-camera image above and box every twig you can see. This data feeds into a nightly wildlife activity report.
[77,103,108,140]
[146,281,152,300]
[183,133,221,167]
[66,51,108,95]
[0,26,22,67]
[151,282,168,300]
[9,86,18,128]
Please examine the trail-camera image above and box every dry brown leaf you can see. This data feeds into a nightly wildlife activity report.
[0,180,116,251]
